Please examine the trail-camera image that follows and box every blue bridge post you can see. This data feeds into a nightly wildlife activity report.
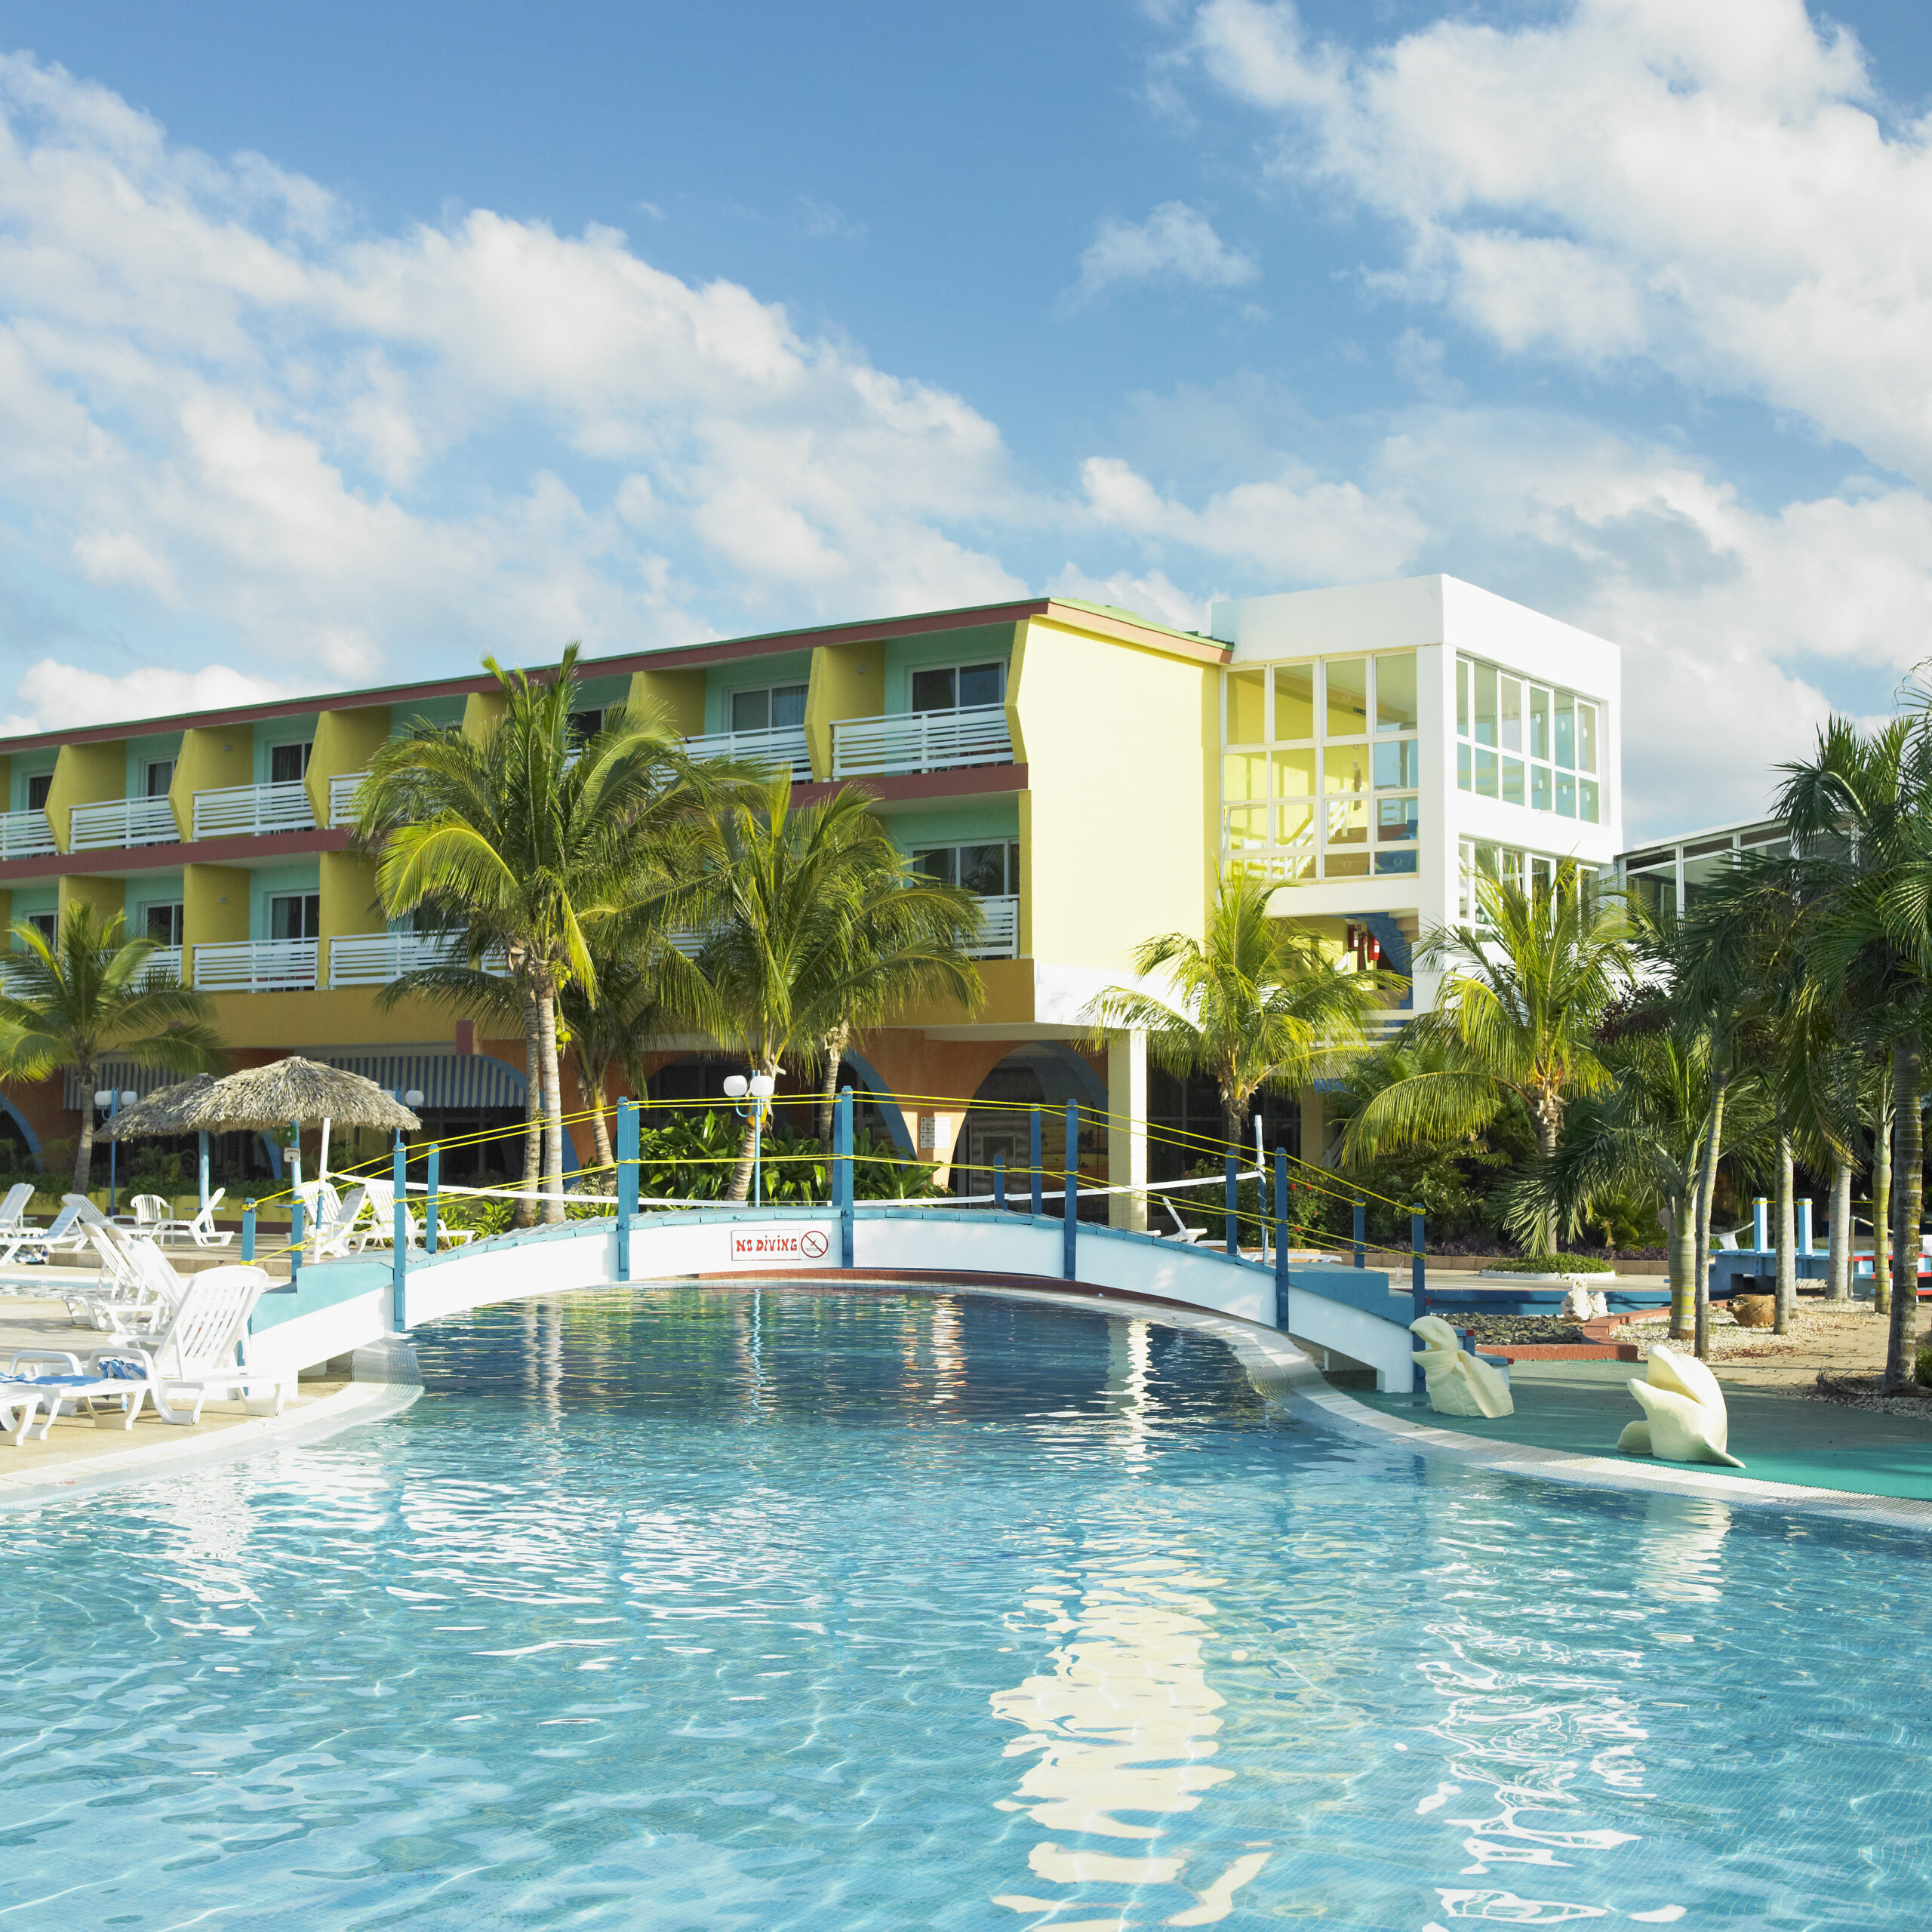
[242,1200,256,1263]
[616,1099,638,1282]
[1411,1202,1426,1325]
[425,1143,440,1257]
[392,1137,408,1330]
[1353,1198,1366,1270]
[1224,1153,1239,1257]
[1275,1149,1290,1329]
[1063,1100,1078,1279]
[993,1155,1006,1211]
[1030,1106,1043,1218]
[837,1086,855,1269]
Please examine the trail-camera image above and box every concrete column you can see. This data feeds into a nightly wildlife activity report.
[1299,1087,1328,1168]
[1106,1029,1147,1232]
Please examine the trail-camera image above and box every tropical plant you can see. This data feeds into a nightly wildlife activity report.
[356,644,726,1223]
[692,777,984,1198]
[1342,862,1635,1251]
[1084,869,1398,1152]
[0,906,224,1192]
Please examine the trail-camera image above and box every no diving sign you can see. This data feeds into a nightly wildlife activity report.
[728,1223,837,1268]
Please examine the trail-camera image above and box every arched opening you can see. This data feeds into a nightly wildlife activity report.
[952,1045,1108,1211]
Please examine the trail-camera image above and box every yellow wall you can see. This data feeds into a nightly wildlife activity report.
[320,850,385,978]
[307,705,391,825]
[171,728,254,839]
[45,740,125,852]
[804,642,885,780]
[183,863,251,972]
[204,984,463,1050]
[628,669,705,737]
[463,691,508,743]
[57,872,127,928]
[0,891,11,934]
[1010,615,1219,973]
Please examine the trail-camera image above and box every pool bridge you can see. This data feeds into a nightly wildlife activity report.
[244,1201,1424,1394]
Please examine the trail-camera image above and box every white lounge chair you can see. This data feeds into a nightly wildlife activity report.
[355,1177,475,1251]
[0,1181,35,1232]
[309,1185,368,1260]
[66,1228,182,1334]
[1156,1198,1207,1244]
[0,1201,91,1269]
[183,1189,233,1248]
[0,1263,282,1435]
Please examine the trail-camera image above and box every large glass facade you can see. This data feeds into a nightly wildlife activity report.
[1455,657,1603,824]
[1222,653,1420,884]
[1458,839,1601,926]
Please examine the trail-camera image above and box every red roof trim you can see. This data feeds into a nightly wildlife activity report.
[0,826,350,885]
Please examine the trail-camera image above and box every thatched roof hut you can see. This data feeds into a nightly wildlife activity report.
[102,1074,220,1140]
[175,1057,422,1133]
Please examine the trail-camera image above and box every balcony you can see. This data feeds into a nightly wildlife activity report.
[329,932,513,986]
[684,724,811,780]
[329,772,368,827]
[968,894,1019,959]
[0,808,54,860]
[137,946,183,983]
[192,782,316,841]
[192,940,317,993]
[69,796,179,852]
[830,705,1011,780]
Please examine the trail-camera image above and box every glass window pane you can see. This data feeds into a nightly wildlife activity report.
[911,667,956,713]
[1323,659,1369,737]
[912,848,957,884]
[1556,771,1577,817]
[1577,701,1598,774]
[1531,856,1553,897]
[1475,747,1498,798]
[270,742,312,783]
[146,760,174,798]
[958,662,1004,709]
[1325,798,1369,846]
[1374,848,1418,875]
[1457,659,1469,738]
[1531,764,1552,813]
[1374,740,1418,789]
[1272,665,1315,740]
[773,684,808,729]
[26,774,50,810]
[1278,799,1315,848]
[960,844,1006,895]
[1374,654,1417,732]
[1272,748,1317,798]
[1530,686,1550,761]
[1554,694,1575,769]
[1226,669,1266,742]
[1008,842,1021,895]
[1457,743,1471,792]
[1472,663,1497,747]
[1321,746,1370,796]
[1580,777,1600,824]
[1223,805,1268,851]
[1377,795,1419,842]
[1502,756,1525,807]
[1500,676,1522,753]
[1223,753,1269,803]
[1324,850,1370,878]
[731,688,771,733]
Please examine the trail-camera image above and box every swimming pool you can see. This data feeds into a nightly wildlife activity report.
[5,1285,1927,1928]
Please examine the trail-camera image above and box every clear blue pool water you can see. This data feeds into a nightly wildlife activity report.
[5,1286,1930,1929]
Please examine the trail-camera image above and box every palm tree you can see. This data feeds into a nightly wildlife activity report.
[0,906,223,1193]
[1341,862,1634,1251]
[694,777,986,1199]
[355,645,724,1224]
[1083,869,1398,1151]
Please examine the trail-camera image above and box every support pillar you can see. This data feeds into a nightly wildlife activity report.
[1106,1028,1147,1232]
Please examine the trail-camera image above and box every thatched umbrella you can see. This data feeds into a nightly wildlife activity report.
[177,1057,422,1194]
[103,1075,221,1208]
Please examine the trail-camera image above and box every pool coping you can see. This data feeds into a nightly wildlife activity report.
[0,1377,423,1513]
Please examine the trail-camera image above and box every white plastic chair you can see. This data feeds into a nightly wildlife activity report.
[1156,1198,1207,1245]
[66,1229,183,1334]
[309,1186,368,1260]
[0,1182,34,1232]
[0,1201,89,1269]
[184,1189,232,1248]
[355,1177,475,1251]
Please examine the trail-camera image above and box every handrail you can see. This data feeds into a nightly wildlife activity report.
[0,807,55,860]
[192,938,318,993]
[684,724,811,780]
[191,781,316,841]
[68,795,179,851]
[830,703,1012,779]
[328,771,369,827]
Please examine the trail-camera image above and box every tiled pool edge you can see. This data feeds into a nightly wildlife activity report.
[0,1377,423,1512]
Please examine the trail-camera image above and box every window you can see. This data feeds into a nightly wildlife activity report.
[24,774,50,811]
[143,902,184,946]
[728,684,808,734]
[911,661,1005,712]
[269,742,312,785]
[1456,657,1602,823]
[144,759,174,798]
[912,841,1020,897]
[269,893,320,941]
[1221,652,1419,884]
[23,912,54,941]
[1458,839,1600,926]
[567,708,603,742]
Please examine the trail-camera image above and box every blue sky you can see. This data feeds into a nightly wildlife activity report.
[0,1,1928,835]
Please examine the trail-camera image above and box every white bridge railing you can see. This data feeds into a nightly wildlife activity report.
[831,704,1012,779]
[192,782,316,841]
[684,724,811,780]
[0,808,54,860]
[69,795,180,851]
[192,940,318,993]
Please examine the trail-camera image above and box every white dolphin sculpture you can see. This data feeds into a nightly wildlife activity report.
[1617,1346,1743,1469]
[1410,1315,1514,1418]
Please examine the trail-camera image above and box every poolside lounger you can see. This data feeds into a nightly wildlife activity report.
[1156,1199,1208,1244]
[309,1186,368,1260]
[183,1189,233,1248]
[0,1201,90,1269]
[64,1229,182,1334]
[355,1178,477,1252]
[0,1182,35,1232]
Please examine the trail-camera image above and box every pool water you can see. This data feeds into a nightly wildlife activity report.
[5,1287,1930,1929]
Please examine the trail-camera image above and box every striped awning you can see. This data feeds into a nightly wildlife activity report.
[67,1051,526,1113]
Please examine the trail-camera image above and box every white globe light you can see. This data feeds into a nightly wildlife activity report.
[748,1074,777,1100]
[405,1089,426,1107]
[122,1091,137,1106]
[721,1075,749,1100]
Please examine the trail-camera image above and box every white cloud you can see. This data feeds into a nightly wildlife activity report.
[1048,563,1206,633]
[1066,201,1260,309]
[9,656,297,731]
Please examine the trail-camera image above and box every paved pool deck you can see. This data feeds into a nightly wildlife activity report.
[1354,1358,1932,1502]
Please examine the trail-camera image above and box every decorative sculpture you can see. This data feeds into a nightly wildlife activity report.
[1410,1316,1514,1418]
[1559,1283,1611,1321]
[1617,1346,1744,1469]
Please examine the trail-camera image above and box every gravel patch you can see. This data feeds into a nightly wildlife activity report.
[1448,1315,1592,1346]
[1811,1373,1932,1420]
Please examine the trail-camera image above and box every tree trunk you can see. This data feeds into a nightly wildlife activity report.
[73,1064,97,1195]
[814,1026,849,1148]
[1874,1099,1893,1316]
[537,977,565,1226]
[1534,1100,1561,1254]
[1774,1132,1795,1336]
[1666,1180,1698,1341]
[586,1069,613,1171]
[1829,1155,1852,1301]
[1693,1070,1729,1360]
[725,1058,776,1203]
[517,983,542,1229]
[1885,1038,1923,1389]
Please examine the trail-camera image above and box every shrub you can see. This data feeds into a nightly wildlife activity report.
[1483,1252,1617,1275]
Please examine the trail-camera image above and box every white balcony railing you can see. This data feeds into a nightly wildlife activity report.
[969,894,1019,958]
[69,795,179,851]
[329,772,369,827]
[192,940,318,993]
[191,782,316,841]
[0,808,54,860]
[830,704,1012,780]
[684,724,811,780]
[329,932,513,986]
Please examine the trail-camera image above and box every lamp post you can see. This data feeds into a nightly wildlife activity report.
[723,1071,779,1207]
[97,1088,137,1216]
